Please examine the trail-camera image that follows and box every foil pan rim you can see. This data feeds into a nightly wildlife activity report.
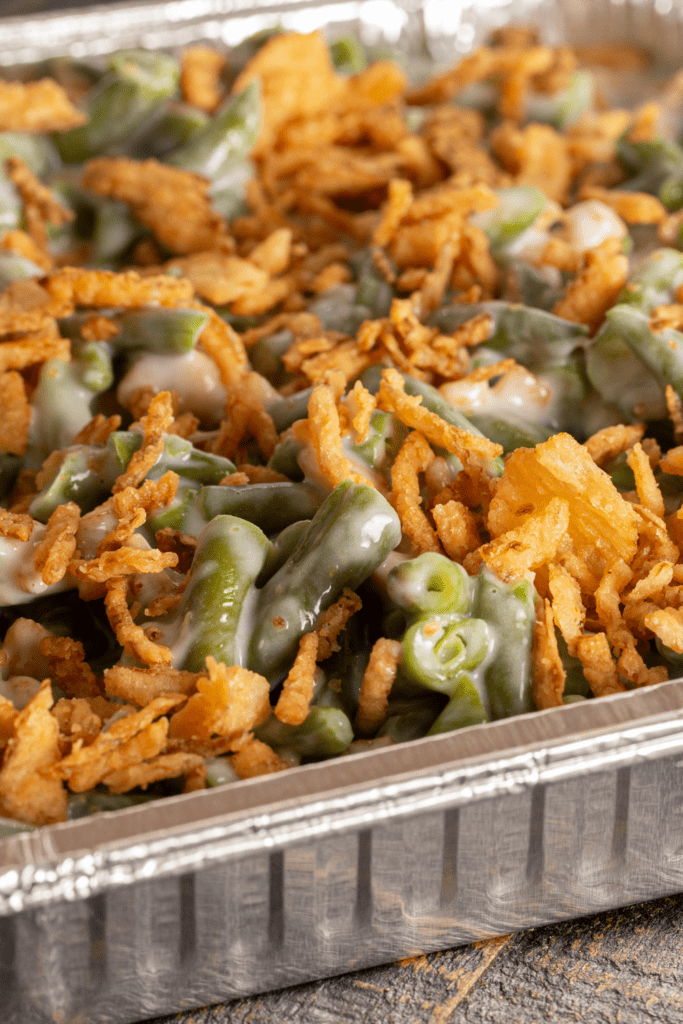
[1,679,683,914]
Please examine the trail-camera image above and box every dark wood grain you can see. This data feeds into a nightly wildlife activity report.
[144,893,683,1024]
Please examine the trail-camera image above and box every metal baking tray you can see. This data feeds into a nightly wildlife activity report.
[3,0,683,1021]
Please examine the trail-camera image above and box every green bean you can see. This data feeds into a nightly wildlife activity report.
[255,706,353,758]
[112,308,209,354]
[0,454,20,501]
[427,673,489,734]
[0,132,58,177]
[351,410,409,474]
[471,186,547,252]
[606,304,683,403]
[250,329,294,387]
[249,481,401,679]
[205,757,240,787]
[399,615,492,696]
[378,702,442,742]
[0,253,45,286]
[430,301,589,372]
[135,102,209,159]
[91,199,143,266]
[473,568,535,720]
[26,357,109,464]
[267,434,305,481]
[556,634,592,698]
[563,694,588,704]
[181,481,324,537]
[360,366,503,476]
[467,413,553,453]
[586,319,667,421]
[351,249,394,317]
[616,249,683,312]
[387,552,473,618]
[307,285,372,335]
[329,35,367,74]
[267,387,313,433]
[168,514,271,672]
[501,260,565,311]
[167,81,260,184]
[56,50,180,163]
[257,520,311,586]
[617,132,683,202]
[525,71,594,128]
[0,170,22,234]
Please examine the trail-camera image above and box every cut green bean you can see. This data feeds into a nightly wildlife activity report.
[249,481,401,680]
[169,514,271,672]
[56,50,180,163]
[255,706,353,757]
[167,81,260,184]
[427,673,489,734]
[473,569,535,720]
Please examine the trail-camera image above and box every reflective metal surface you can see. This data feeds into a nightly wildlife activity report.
[2,1,683,1020]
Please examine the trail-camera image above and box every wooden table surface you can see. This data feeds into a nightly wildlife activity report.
[144,892,683,1024]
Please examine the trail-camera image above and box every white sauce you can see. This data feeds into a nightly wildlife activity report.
[117,350,227,424]
[563,200,628,253]
[439,364,554,426]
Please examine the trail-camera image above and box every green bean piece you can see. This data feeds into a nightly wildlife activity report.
[250,329,294,387]
[330,35,367,73]
[267,387,313,433]
[0,170,22,234]
[183,481,324,537]
[617,249,683,312]
[26,358,105,463]
[427,673,489,734]
[205,757,240,787]
[91,199,143,265]
[249,481,401,680]
[473,568,535,720]
[0,132,59,177]
[351,249,394,317]
[169,514,271,672]
[563,694,588,704]
[606,304,683,403]
[55,50,180,163]
[0,253,45,286]
[586,320,667,421]
[430,301,589,372]
[74,340,115,393]
[351,410,409,474]
[467,413,553,453]
[525,71,594,129]
[471,186,547,252]
[135,102,209,159]
[112,308,209,354]
[167,81,260,184]
[378,702,442,743]
[359,366,503,476]
[617,132,683,200]
[400,615,492,696]
[387,552,473,618]
[29,447,108,522]
[307,285,371,335]
[257,520,311,586]
[556,634,592,698]
[267,434,305,481]
[502,262,565,311]
[655,636,683,665]
[256,706,353,758]
[145,433,237,486]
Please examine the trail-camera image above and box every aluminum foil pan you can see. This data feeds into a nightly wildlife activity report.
[2,1,683,1021]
